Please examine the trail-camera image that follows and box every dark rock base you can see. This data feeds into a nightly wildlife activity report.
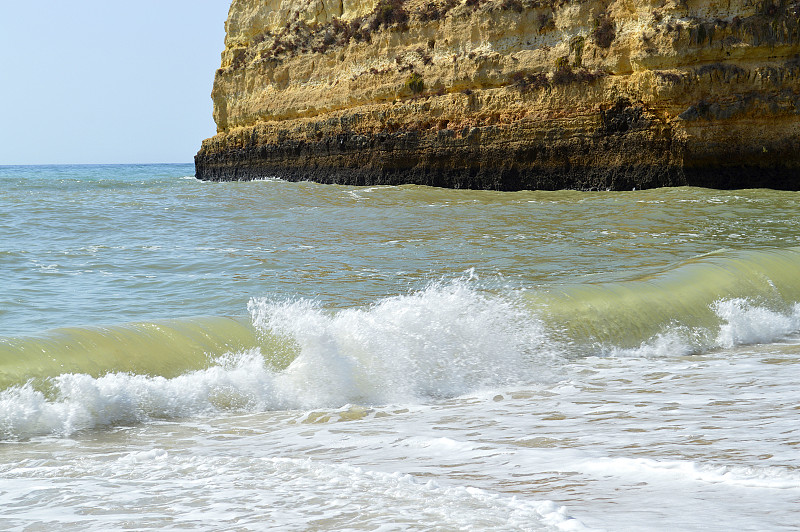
[195,100,800,191]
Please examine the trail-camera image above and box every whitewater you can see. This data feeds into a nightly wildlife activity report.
[1,164,798,531]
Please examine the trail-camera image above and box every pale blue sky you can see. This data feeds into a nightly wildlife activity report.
[0,1,231,164]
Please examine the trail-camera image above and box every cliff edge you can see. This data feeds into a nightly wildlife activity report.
[195,0,800,190]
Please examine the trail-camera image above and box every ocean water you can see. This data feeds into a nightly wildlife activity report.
[1,163,799,531]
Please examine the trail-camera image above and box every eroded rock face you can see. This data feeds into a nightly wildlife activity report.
[195,0,800,190]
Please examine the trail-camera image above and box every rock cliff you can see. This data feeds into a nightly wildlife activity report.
[195,0,800,190]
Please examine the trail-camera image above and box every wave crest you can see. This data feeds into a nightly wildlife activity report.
[249,281,554,405]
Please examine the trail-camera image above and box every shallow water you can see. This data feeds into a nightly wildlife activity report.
[1,164,799,530]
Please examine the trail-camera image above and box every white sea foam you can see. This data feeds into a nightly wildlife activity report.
[0,351,277,439]
[0,283,556,439]
[5,285,800,440]
[578,457,800,489]
[602,327,705,358]
[605,298,800,358]
[266,457,594,531]
[713,299,800,348]
[0,447,594,531]
[249,281,555,406]
[117,448,169,465]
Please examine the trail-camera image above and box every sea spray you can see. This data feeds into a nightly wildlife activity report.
[573,299,800,359]
[0,282,559,440]
[531,247,800,356]
[713,299,800,348]
[5,277,800,439]
[248,280,558,406]
[0,350,277,439]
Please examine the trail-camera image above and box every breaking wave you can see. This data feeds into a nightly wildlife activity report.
[3,247,800,439]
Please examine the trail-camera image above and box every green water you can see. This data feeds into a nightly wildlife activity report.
[3,164,800,384]
[2,165,800,530]
[3,162,800,391]
[3,164,800,334]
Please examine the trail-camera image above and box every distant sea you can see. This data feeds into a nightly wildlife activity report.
[1,163,799,530]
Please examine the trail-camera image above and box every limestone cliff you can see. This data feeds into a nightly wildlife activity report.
[195,0,800,190]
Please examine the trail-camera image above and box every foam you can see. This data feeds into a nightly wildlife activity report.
[714,299,800,349]
[578,457,800,489]
[266,457,594,531]
[117,449,169,465]
[5,280,800,440]
[0,350,276,439]
[1,448,594,530]
[249,280,556,406]
[1,282,556,439]
[602,299,800,358]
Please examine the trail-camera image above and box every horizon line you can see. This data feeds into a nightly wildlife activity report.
[0,162,193,167]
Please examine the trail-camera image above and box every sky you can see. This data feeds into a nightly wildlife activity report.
[0,1,231,164]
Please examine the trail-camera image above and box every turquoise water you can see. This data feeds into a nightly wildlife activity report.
[5,163,800,335]
[1,164,799,530]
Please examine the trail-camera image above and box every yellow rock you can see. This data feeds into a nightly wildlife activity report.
[196,0,800,190]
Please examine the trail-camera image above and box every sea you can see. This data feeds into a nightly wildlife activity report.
[1,163,798,531]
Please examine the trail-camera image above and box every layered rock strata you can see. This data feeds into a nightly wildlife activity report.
[195,0,800,190]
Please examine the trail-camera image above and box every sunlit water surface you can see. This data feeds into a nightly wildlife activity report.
[1,164,798,530]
